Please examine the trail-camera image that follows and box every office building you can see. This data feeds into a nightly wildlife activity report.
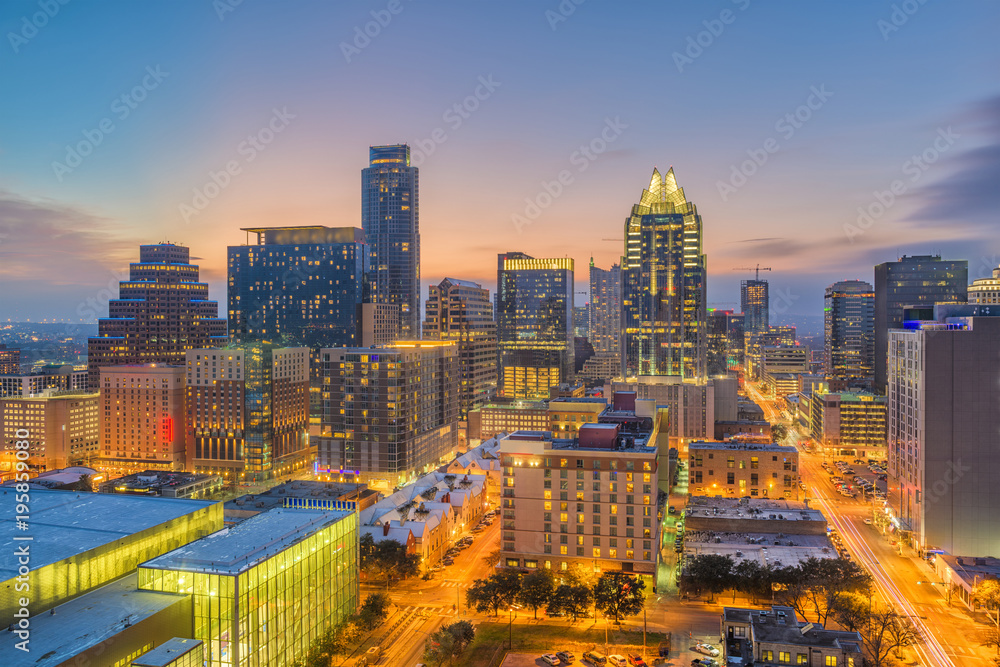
[496,252,575,399]
[357,302,400,346]
[708,309,745,376]
[688,441,800,500]
[0,391,99,473]
[227,226,372,349]
[0,345,20,374]
[549,396,609,439]
[608,376,716,443]
[824,280,875,386]
[100,470,223,499]
[498,410,665,579]
[423,277,497,418]
[762,346,809,375]
[139,507,358,667]
[741,279,769,335]
[968,263,1000,304]
[888,305,1000,556]
[722,606,863,667]
[467,401,550,442]
[186,345,310,483]
[362,144,420,337]
[765,325,796,346]
[96,364,186,478]
[87,243,228,389]
[874,255,967,391]
[589,259,622,356]
[0,364,88,397]
[810,390,886,459]
[317,341,459,489]
[622,167,707,379]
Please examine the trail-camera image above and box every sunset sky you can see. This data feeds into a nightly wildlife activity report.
[2,0,999,328]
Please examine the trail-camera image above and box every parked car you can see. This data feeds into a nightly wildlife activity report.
[557,650,576,663]
[541,654,561,666]
[691,660,719,667]
[607,655,628,667]
[693,643,720,657]
[627,653,647,666]
[863,518,873,525]
[583,650,608,665]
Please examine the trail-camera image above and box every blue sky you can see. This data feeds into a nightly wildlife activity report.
[1,0,998,328]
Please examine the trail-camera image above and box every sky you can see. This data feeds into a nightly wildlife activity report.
[1,0,998,331]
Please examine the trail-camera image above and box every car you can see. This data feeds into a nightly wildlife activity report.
[557,651,576,663]
[691,660,719,667]
[608,655,628,667]
[668,505,677,514]
[693,643,720,657]
[863,518,873,525]
[627,653,647,666]
[442,558,454,565]
[541,654,561,666]
[583,650,608,665]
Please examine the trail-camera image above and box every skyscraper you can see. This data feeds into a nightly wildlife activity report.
[423,278,496,419]
[824,280,875,386]
[707,309,745,376]
[228,226,372,349]
[496,252,575,399]
[87,244,228,389]
[589,259,622,358]
[874,255,967,392]
[741,279,769,334]
[362,144,420,337]
[622,167,707,379]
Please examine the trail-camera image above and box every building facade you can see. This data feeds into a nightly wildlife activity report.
[708,309,745,377]
[741,279,769,336]
[622,167,707,380]
[874,255,967,392]
[87,243,228,389]
[423,277,497,418]
[467,401,550,442]
[967,263,1000,304]
[362,144,420,337]
[186,345,311,484]
[496,253,575,400]
[0,364,88,397]
[609,376,715,443]
[888,308,1000,556]
[688,441,800,500]
[824,280,875,386]
[0,345,20,375]
[0,391,99,473]
[548,397,608,439]
[357,302,400,347]
[810,390,886,459]
[722,606,863,667]
[227,226,372,349]
[317,341,459,489]
[589,259,622,362]
[97,364,186,478]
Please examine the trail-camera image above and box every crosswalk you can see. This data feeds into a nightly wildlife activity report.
[398,604,453,616]
[439,581,471,588]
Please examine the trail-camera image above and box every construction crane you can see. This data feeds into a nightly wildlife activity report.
[732,264,772,281]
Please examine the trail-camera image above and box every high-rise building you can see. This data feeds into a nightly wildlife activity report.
[622,167,707,379]
[0,364,88,397]
[185,344,310,484]
[361,144,420,337]
[96,364,186,478]
[589,259,622,373]
[496,253,575,400]
[228,226,372,349]
[87,243,228,389]
[357,302,400,347]
[824,280,875,386]
[423,278,497,418]
[0,391,100,473]
[0,345,20,375]
[317,341,459,489]
[874,255,967,392]
[741,279,769,335]
[887,305,1000,556]
[968,263,1000,304]
[708,309,745,376]
[809,390,886,460]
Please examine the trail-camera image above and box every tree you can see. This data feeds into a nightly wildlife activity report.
[858,604,919,667]
[563,562,599,589]
[482,548,502,568]
[976,579,1000,616]
[357,592,391,630]
[73,474,93,492]
[291,618,362,667]
[594,571,646,623]
[799,557,871,626]
[360,537,421,588]
[980,627,1000,658]
[466,570,521,616]
[546,584,593,622]
[771,423,788,442]
[732,560,786,604]
[683,554,734,603]
[518,569,555,619]
[423,620,476,666]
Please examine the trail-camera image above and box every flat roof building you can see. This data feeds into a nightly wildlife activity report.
[688,441,800,500]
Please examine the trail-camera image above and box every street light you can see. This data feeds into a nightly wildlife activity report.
[916,581,951,606]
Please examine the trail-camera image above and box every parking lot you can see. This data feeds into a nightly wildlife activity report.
[821,458,887,502]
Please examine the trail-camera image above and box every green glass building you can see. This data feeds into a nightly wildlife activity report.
[138,508,358,667]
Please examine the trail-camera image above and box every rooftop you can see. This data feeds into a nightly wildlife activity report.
[0,490,215,581]
[686,496,824,522]
[683,532,836,567]
[689,440,797,453]
[723,606,862,650]
[141,508,353,575]
[225,480,374,515]
[131,638,204,666]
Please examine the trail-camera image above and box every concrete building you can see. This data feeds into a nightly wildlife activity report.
[0,364,88,398]
[318,341,459,489]
[97,364,186,478]
[0,345,21,374]
[824,280,875,387]
[875,255,968,392]
[762,346,809,375]
[888,305,1000,555]
[87,243,228,389]
[809,391,886,459]
[608,376,715,444]
[468,401,549,442]
[100,470,223,499]
[186,345,311,484]
[588,259,622,375]
[708,309,745,377]
[225,479,377,523]
[721,606,863,667]
[766,372,800,399]
[688,441,800,500]
[423,277,497,418]
[714,421,771,442]
[498,399,666,579]
[0,391,99,474]
[968,264,1000,304]
[548,396,609,439]
[741,279,769,336]
[357,302,400,347]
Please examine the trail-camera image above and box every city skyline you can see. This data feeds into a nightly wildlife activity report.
[2,1,999,322]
